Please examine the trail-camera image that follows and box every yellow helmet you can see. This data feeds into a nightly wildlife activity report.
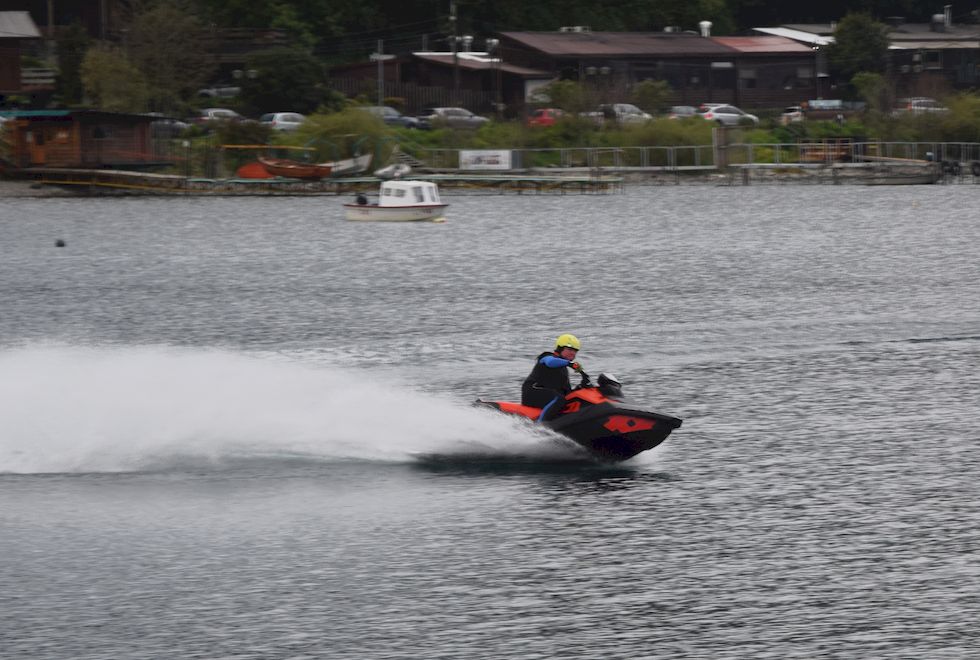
[554,334,581,351]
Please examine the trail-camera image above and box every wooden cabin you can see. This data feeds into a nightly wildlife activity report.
[0,109,170,170]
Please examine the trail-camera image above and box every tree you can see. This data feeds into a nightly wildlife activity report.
[631,80,672,114]
[56,22,90,105]
[536,80,589,113]
[238,47,329,115]
[124,3,215,113]
[827,13,891,83]
[851,72,891,113]
[80,45,149,112]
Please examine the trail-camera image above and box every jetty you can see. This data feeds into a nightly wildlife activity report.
[15,167,625,196]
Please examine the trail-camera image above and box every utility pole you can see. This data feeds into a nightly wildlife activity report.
[450,1,459,104]
[46,0,55,60]
[377,39,383,107]
[370,41,394,108]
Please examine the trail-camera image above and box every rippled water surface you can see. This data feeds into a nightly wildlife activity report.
[2,185,980,658]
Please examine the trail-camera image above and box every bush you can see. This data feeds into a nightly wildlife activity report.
[290,108,389,162]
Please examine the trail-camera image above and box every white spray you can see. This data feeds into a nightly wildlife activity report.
[0,345,572,474]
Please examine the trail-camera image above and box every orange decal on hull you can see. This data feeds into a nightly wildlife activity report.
[603,415,656,434]
[562,401,582,414]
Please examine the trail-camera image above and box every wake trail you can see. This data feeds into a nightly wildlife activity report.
[0,345,576,474]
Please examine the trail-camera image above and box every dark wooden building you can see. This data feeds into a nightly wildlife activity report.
[497,29,819,108]
[0,11,43,100]
[0,110,168,169]
[327,52,551,116]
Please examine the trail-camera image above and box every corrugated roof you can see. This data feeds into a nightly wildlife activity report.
[782,24,836,36]
[413,53,551,78]
[0,110,71,118]
[500,31,736,57]
[713,36,814,53]
[887,23,980,39]
[0,11,41,39]
[752,27,834,46]
[889,39,980,50]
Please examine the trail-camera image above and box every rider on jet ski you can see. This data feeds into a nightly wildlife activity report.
[522,334,585,421]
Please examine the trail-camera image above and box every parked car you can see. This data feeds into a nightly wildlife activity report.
[599,103,652,124]
[360,106,420,128]
[893,97,948,115]
[197,85,241,99]
[259,112,306,131]
[667,105,699,119]
[147,113,189,138]
[190,108,244,125]
[780,106,804,125]
[698,104,759,126]
[417,107,489,129]
[527,107,564,127]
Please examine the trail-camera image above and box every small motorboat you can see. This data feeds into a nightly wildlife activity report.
[476,372,683,462]
[344,180,449,222]
[258,156,332,179]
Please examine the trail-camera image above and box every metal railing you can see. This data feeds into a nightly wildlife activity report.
[414,142,980,171]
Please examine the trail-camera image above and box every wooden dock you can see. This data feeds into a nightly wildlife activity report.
[20,167,624,196]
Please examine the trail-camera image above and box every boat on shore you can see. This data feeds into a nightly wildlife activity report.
[257,153,373,180]
[343,180,448,222]
[374,163,412,179]
[258,156,332,179]
[326,153,373,177]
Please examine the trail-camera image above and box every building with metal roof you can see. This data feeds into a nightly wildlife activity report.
[0,11,43,99]
[498,30,819,108]
[754,13,980,95]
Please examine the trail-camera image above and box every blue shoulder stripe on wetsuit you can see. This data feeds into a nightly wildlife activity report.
[539,355,571,368]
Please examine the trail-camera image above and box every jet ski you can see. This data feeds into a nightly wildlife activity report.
[475,372,682,462]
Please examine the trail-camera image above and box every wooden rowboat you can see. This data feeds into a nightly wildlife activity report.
[258,156,332,179]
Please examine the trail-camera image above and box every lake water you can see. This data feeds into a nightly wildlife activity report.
[2,185,979,659]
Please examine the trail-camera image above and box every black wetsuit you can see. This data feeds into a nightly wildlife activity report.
[521,351,573,420]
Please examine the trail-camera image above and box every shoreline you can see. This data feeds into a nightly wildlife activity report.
[2,161,967,197]
[0,179,76,197]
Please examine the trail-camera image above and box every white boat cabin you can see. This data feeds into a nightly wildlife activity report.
[379,181,442,207]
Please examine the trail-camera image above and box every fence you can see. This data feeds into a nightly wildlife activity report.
[412,141,980,172]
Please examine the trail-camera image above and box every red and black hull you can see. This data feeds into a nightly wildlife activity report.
[476,390,682,462]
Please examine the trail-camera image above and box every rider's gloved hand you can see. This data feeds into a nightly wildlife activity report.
[570,362,582,372]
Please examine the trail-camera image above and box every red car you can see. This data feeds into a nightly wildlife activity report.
[527,108,564,127]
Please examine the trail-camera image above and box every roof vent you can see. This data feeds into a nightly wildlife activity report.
[663,26,682,33]
[931,14,945,31]
[559,26,591,33]
[699,20,712,37]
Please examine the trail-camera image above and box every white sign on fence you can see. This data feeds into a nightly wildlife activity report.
[459,149,514,170]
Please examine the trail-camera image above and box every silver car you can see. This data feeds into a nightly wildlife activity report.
[418,107,489,129]
[893,97,948,115]
[698,104,759,126]
[259,112,306,131]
